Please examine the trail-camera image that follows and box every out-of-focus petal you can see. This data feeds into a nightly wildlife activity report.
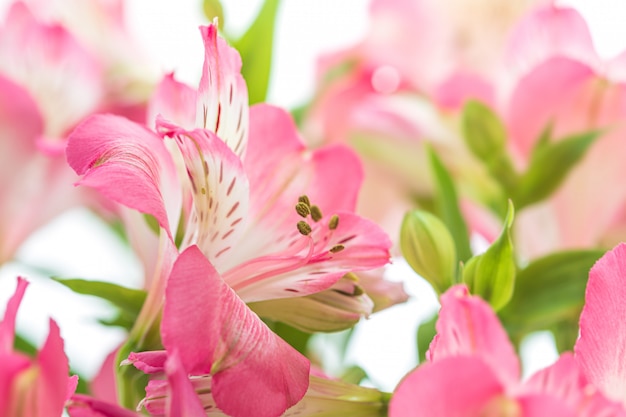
[68,394,141,417]
[576,243,626,406]
[165,350,207,417]
[149,74,197,132]
[0,277,28,352]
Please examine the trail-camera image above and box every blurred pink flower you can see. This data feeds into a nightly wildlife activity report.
[0,277,77,416]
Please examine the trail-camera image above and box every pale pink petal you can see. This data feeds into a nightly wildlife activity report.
[428,285,520,387]
[228,212,391,303]
[165,350,207,417]
[162,245,310,417]
[68,394,141,417]
[505,5,600,79]
[170,128,249,268]
[0,2,104,138]
[0,277,28,352]
[196,24,248,158]
[575,243,626,405]
[67,114,182,238]
[389,356,505,417]
[434,71,495,111]
[515,394,577,417]
[148,74,197,132]
[91,348,119,403]
[506,57,594,159]
[36,319,74,416]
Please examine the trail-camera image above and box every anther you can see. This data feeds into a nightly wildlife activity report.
[310,205,323,222]
[297,221,312,236]
[295,202,310,217]
[329,244,344,253]
[328,214,339,230]
[298,195,311,208]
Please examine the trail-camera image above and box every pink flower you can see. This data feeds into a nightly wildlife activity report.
[0,277,78,416]
[389,285,623,416]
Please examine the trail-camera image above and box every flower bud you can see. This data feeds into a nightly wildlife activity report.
[400,210,457,294]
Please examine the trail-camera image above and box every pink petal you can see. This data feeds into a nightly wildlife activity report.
[228,212,391,303]
[505,5,600,79]
[515,393,577,417]
[67,114,182,238]
[165,350,207,417]
[575,243,626,405]
[125,350,168,374]
[36,319,74,416]
[389,356,505,417]
[170,128,249,269]
[0,277,28,352]
[148,74,197,132]
[162,245,310,417]
[91,348,119,403]
[68,394,141,417]
[506,56,595,160]
[0,2,104,138]
[428,285,520,387]
[434,71,495,111]
[196,24,248,158]
[0,351,31,415]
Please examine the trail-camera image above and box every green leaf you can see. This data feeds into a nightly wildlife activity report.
[202,0,225,27]
[428,148,472,263]
[53,278,146,318]
[513,130,600,209]
[232,0,281,104]
[400,210,457,294]
[463,201,516,311]
[416,314,438,363]
[499,249,604,336]
[461,100,518,192]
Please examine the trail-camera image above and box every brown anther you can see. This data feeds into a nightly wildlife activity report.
[298,195,311,208]
[310,205,323,222]
[297,221,312,236]
[328,214,339,230]
[353,285,364,296]
[295,202,310,217]
[329,244,345,253]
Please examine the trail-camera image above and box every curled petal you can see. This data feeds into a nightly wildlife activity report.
[161,246,310,417]
[67,114,182,238]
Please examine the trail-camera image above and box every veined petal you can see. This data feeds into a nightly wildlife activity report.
[161,246,310,417]
[67,114,182,238]
[172,128,249,267]
[196,24,248,158]
[575,243,626,405]
[228,212,391,303]
[0,277,28,352]
[428,285,520,387]
[389,356,505,417]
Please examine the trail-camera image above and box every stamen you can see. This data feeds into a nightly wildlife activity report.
[298,195,311,208]
[329,214,339,230]
[297,221,312,236]
[295,202,311,217]
[310,205,323,222]
[329,244,344,253]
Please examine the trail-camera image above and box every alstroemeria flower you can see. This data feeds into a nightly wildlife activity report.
[389,285,623,416]
[67,23,391,316]
[0,277,78,416]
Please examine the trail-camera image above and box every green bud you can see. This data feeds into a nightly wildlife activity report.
[400,210,457,294]
[463,200,516,311]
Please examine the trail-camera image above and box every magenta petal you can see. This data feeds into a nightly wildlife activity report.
[389,356,505,417]
[196,24,248,158]
[165,350,206,417]
[162,246,310,417]
[126,350,168,374]
[428,285,520,386]
[576,243,626,405]
[0,277,28,352]
[68,394,141,417]
[67,114,181,237]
